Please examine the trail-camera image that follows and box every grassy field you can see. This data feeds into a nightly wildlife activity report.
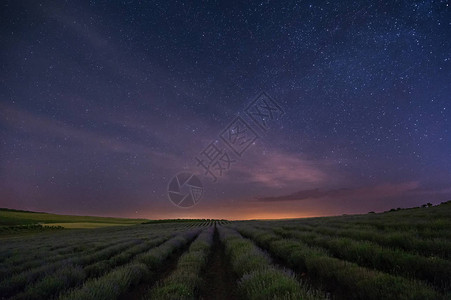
[0,202,449,299]
[40,222,139,229]
[0,208,148,233]
[0,208,146,226]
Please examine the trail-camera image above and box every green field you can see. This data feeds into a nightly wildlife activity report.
[0,208,146,226]
[0,208,148,233]
[0,202,449,299]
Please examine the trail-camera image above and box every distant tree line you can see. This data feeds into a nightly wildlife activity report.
[370,200,450,214]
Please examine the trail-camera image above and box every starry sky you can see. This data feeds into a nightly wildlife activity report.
[1,0,450,220]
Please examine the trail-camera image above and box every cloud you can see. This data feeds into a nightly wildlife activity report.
[227,150,337,189]
[257,181,421,202]
[0,103,185,169]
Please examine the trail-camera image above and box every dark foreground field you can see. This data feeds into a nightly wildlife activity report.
[0,202,450,299]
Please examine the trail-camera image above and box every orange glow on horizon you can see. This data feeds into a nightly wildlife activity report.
[138,206,327,221]
[141,213,322,221]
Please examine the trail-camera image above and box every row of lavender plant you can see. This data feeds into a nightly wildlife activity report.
[274,221,451,259]
[0,223,178,275]
[218,226,323,300]
[59,228,201,300]
[233,224,440,300]
[1,223,199,299]
[266,225,451,290]
[145,227,215,299]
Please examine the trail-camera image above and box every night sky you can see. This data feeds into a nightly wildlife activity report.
[1,0,450,220]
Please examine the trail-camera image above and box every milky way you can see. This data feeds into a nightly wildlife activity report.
[0,0,450,219]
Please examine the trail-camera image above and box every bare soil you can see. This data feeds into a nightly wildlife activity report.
[200,226,240,300]
[119,239,194,300]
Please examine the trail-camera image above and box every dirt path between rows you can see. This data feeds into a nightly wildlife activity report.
[200,226,240,300]
[118,238,194,300]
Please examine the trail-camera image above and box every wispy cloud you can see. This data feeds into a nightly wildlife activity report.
[0,103,185,169]
[256,181,421,202]
[226,149,338,189]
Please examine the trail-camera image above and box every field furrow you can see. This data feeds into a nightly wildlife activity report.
[144,227,214,299]
[233,225,441,300]
[58,228,201,300]
[254,224,451,290]
[1,204,449,299]
[219,226,325,300]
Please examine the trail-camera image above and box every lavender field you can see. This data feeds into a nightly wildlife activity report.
[1,202,450,299]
